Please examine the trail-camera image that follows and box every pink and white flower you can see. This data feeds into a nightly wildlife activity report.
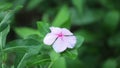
[43,27,76,53]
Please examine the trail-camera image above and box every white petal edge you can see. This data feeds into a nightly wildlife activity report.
[50,27,62,34]
[53,38,68,53]
[62,28,73,35]
[63,36,76,48]
[43,33,57,45]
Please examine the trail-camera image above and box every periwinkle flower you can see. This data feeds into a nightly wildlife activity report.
[43,27,76,53]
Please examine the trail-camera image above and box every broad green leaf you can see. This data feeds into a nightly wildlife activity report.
[42,12,50,23]
[26,0,42,10]
[71,8,104,25]
[52,57,66,68]
[0,23,8,32]
[26,34,42,43]
[52,5,70,28]
[0,53,2,66]
[50,50,60,61]
[75,35,84,48]
[13,5,23,12]
[14,27,40,38]
[3,46,29,53]
[26,54,50,67]
[75,29,99,43]
[72,0,85,15]
[13,0,26,8]
[0,3,13,11]
[0,11,13,32]
[62,49,78,60]
[103,10,119,33]
[66,58,83,68]
[37,21,49,37]
[0,11,7,21]
[5,39,41,55]
[5,39,41,68]
[17,53,28,68]
[102,59,117,68]
[0,8,13,68]
[49,51,66,68]
[0,25,10,68]
[0,25,10,49]
[0,11,13,24]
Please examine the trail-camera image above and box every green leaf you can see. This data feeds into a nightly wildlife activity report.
[5,39,41,68]
[49,51,66,68]
[0,53,2,65]
[75,30,99,43]
[72,0,85,15]
[0,3,13,11]
[66,58,83,68]
[5,39,41,55]
[0,25,10,49]
[26,54,50,67]
[75,35,84,48]
[13,5,23,12]
[13,0,26,7]
[37,21,49,37]
[0,23,8,32]
[50,50,60,61]
[52,5,70,28]
[26,0,43,10]
[103,10,119,33]
[42,12,50,23]
[0,11,13,32]
[102,59,117,68]
[14,27,40,38]
[0,25,10,68]
[52,57,66,68]
[0,11,7,21]
[62,49,78,60]
[71,8,104,25]
[26,34,42,43]
[0,11,13,24]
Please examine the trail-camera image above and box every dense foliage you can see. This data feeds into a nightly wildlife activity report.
[0,0,120,68]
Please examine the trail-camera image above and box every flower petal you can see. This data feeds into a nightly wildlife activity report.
[43,33,57,45]
[62,28,73,35]
[63,36,76,48]
[50,27,62,34]
[53,38,68,53]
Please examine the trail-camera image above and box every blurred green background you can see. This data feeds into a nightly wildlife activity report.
[0,0,120,68]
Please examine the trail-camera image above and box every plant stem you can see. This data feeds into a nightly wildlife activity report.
[48,61,54,68]
[17,53,28,68]
[0,33,4,68]
[1,50,4,68]
[2,63,4,68]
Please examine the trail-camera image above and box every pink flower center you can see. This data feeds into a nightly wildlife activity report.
[57,32,64,38]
